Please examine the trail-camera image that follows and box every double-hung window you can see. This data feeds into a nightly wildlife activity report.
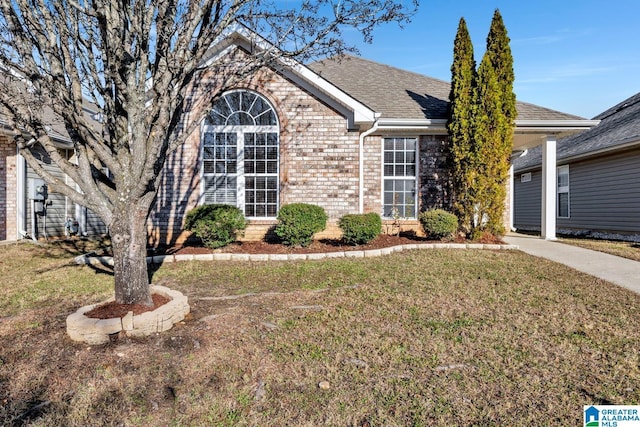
[202,90,279,218]
[557,165,570,218]
[383,137,417,218]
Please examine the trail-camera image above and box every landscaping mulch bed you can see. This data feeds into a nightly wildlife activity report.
[84,293,171,319]
[159,233,504,256]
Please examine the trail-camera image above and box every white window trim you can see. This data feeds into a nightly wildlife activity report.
[199,90,280,219]
[557,165,570,218]
[381,136,419,219]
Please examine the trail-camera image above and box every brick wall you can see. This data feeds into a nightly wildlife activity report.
[419,134,451,211]
[0,135,17,241]
[362,134,382,214]
[148,50,360,245]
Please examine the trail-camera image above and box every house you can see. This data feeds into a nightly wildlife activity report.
[0,103,107,241]
[513,92,640,241]
[1,26,598,244]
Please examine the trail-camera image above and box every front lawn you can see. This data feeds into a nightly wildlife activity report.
[560,237,640,262]
[1,240,639,426]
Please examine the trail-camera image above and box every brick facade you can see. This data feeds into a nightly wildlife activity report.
[148,51,361,245]
[0,135,17,241]
[419,134,451,211]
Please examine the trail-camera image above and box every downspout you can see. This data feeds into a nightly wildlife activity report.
[358,120,379,214]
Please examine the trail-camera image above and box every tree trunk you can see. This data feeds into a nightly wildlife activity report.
[110,204,152,306]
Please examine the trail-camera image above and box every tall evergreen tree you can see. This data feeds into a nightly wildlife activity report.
[473,9,516,235]
[447,18,477,233]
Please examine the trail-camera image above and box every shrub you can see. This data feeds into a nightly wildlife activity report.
[274,203,327,247]
[419,209,458,240]
[184,204,247,249]
[339,212,382,245]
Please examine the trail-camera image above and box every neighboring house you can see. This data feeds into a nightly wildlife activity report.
[0,106,107,241]
[513,92,640,240]
[1,26,597,244]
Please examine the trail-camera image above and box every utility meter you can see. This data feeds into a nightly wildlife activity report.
[29,178,48,201]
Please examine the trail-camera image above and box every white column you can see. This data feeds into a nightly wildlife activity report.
[508,164,514,231]
[541,135,557,240]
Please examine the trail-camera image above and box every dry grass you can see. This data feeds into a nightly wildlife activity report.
[1,240,639,426]
[560,237,640,262]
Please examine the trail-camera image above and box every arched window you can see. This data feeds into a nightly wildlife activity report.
[201,90,279,218]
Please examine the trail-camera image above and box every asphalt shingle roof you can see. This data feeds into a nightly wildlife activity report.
[308,54,584,121]
[513,91,640,171]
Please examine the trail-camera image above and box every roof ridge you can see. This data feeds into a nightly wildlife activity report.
[594,91,640,120]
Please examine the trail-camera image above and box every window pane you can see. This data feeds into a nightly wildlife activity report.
[384,152,394,163]
[203,160,215,174]
[384,139,394,151]
[227,92,241,111]
[384,165,394,176]
[267,161,277,173]
[558,193,569,217]
[241,92,256,112]
[244,161,255,174]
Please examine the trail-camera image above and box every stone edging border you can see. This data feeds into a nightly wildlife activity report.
[66,285,190,345]
[74,243,519,266]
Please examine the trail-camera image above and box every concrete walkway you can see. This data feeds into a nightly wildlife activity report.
[503,233,640,295]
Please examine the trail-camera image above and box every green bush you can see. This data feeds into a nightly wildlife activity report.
[419,209,458,240]
[184,204,247,249]
[338,212,382,245]
[274,203,327,247]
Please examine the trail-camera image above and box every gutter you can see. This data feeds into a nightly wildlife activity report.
[514,137,640,173]
[514,119,600,132]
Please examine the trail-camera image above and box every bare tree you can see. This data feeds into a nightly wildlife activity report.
[0,0,416,306]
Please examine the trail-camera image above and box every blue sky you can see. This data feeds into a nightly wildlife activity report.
[339,0,640,119]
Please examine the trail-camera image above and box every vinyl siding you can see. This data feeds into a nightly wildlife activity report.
[513,147,640,235]
[25,145,71,238]
[557,149,640,233]
[24,145,107,238]
[514,169,542,230]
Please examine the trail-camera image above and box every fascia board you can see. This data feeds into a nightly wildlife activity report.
[513,137,640,173]
[201,25,377,125]
[515,119,601,132]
